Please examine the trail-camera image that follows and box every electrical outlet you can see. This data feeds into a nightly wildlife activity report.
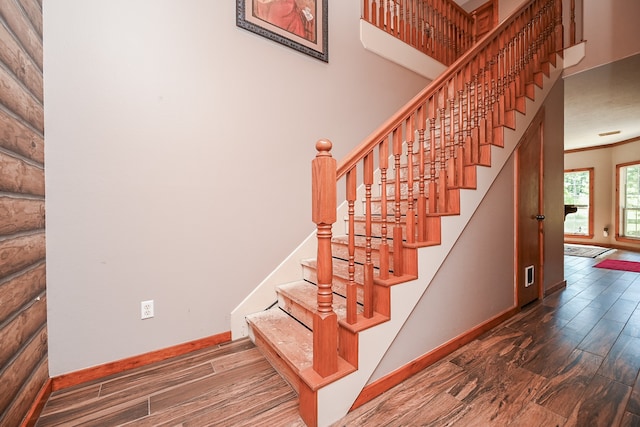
[141,300,154,319]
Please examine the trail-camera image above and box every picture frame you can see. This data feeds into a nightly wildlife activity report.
[236,0,328,62]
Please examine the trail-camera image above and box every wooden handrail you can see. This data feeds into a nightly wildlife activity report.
[313,0,564,379]
[362,0,477,65]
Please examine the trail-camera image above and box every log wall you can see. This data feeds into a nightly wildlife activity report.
[0,0,47,425]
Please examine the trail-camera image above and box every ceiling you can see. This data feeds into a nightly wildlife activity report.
[563,53,640,151]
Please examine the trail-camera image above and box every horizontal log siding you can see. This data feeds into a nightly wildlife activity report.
[0,0,47,425]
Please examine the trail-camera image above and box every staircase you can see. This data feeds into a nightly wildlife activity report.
[240,0,566,425]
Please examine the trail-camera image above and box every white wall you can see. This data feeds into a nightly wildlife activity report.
[43,0,428,376]
[564,140,640,251]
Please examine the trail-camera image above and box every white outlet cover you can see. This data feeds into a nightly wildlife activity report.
[141,300,154,319]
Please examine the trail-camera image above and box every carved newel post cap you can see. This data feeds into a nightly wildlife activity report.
[315,139,333,155]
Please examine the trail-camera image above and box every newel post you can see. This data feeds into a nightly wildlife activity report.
[311,139,338,377]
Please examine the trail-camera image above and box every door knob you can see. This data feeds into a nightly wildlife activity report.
[535,215,545,221]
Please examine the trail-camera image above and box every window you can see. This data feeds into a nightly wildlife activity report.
[564,168,593,236]
[617,161,640,240]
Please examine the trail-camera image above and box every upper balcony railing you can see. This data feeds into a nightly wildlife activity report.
[362,0,477,65]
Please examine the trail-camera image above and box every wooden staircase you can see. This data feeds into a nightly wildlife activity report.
[243,0,566,425]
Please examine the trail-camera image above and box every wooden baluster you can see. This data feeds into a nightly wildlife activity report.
[416,0,422,47]
[532,3,542,75]
[404,0,420,49]
[441,0,447,63]
[514,16,524,102]
[311,139,338,377]
[364,0,370,22]
[392,127,404,276]
[423,0,430,52]
[469,58,481,168]
[371,0,378,26]
[363,152,374,318]
[459,66,468,166]
[416,103,427,242]
[438,87,447,213]
[386,0,392,33]
[429,94,438,214]
[346,168,357,325]
[378,139,390,279]
[478,51,488,147]
[444,1,451,64]
[496,40,506,128]
[452,6,458,60]
[507,30,517,113]
[554,0,564,55]
[456,7,462,58]
[524,6,534,96]
[515,16,522,85]
[489,42,500,141]
[570,0,576,46]
[411,0,417,46]
[433,1,441,62]
[392,0,398,37]
[462,64,474,175]
[442,1,449,63]
[447,77,456,188]
[398,0,405,41]
[424,1,431,55]
[448,3,455,63]
[406,115,416,245]
[416,0,421,46]
[379,0,385,30]
[549,0,557,59]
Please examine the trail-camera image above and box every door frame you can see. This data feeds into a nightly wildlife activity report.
[515,108,545,306]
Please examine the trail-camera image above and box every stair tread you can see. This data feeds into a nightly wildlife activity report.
[278,280,361,320]
[246,308,313,373]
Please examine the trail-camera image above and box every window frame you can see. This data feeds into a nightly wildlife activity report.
[616,160,640,242]
[564,167,594,238]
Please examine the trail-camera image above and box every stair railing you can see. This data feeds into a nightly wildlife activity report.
[362,0,478,65]
[312,0,564,378]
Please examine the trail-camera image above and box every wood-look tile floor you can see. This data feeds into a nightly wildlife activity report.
[37,249,640,426]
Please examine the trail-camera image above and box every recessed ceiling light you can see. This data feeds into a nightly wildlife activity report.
[598,130,621,137]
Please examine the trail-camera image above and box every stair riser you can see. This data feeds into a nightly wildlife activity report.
[278,292,315,331]
[277,286,354,331]
[352,219,412,241]
[302,264,366,304]
[379,180,429,199]
[332,241,395,271]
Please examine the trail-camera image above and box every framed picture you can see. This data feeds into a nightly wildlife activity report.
[237,0,328,62]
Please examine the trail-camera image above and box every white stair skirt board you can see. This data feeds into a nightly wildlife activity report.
[316,58,565,427]
[563,41,587,69]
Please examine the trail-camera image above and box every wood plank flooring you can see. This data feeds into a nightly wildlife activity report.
[36,249,640,426]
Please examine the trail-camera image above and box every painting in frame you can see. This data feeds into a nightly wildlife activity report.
[236,0,328,62]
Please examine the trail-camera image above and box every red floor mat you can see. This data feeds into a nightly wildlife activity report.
[594,259,640,273]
